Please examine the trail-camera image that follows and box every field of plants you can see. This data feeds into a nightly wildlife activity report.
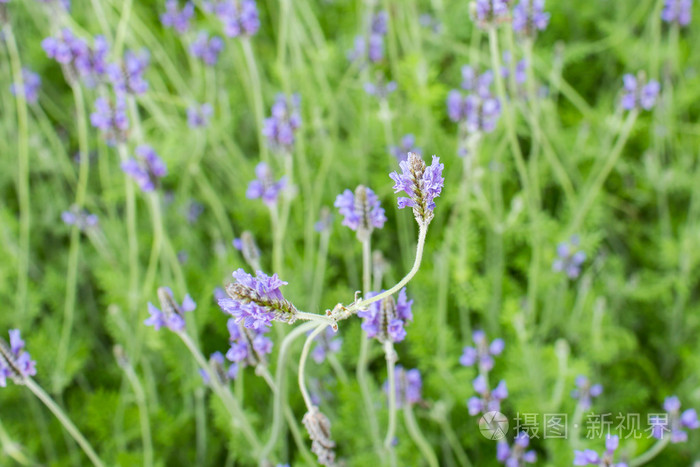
[1,0,699,465]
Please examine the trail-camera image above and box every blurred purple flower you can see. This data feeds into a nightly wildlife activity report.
[161,0,195,34]
[145,287,196,332]
[620,73,660,111]
[650,396,699,443]
[187,103,214,128]
[497,432,537,465]
[225,318,273,371]
[552,235,586,279]
[90,93,129,145]
[472,0,510,28]
[10,68,42,104]
[460,330,505,372]
[42,30,109,87]
[348,11,389,65]
[364,79,397,99]
[571,375,603,410]
[246,162,287,206]
[121,145,167,192]
[311,327,342,364]
[573,435,626,466]
[107,49,150,95]
[199,351,238,385]
[263,93,302,151]
[512,0,550,35]
[390,134,423,162]
[447,89,502,133]
[0,329,37,386]
[190,31,224,66]
[384,366,422,408]
[468,375,508,415]
[62,206,99,232]
[213,0,261,37]
[358,288,413,343]
[334,185,387,236]
[662,0,692,26]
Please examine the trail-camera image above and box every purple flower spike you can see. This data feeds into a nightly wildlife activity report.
[218,269,298,330]
[225,318,273,370]
[662,0,692,26]
[311,327,342,364]
[390,134,423,163]
[573,434,626,466]
[651,395,700,443]
[468,376,508,416]
[384,366,422,408]
[43,29,109,87]
[0,329,37,386]
[447,88,502,135]
[107,49,150,95]
[364,78,397,99]
[620,73,660,111]
[571,375,603,410]
[62,205,99,232]
[348,11,389,65]
[358,288,413,343]
[334,185,387,239]
[553,236,586,279]
[190,32,225,66]
[460,330,505,372]
[512,0,550,35]
[390,152,445,225]
[200,351,238,385]
[144,287,196,332]
[246,162,287,206]
[262,93,302,152]
[90,93,129,145]
[161,0,195,34]
[187,103,214,128]
[472,0,510,28]
[497,432,537,466]
[213,0,261,38]
[10,68,42,104]
[121,145,167,192]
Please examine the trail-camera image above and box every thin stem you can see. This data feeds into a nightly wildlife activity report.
[295,311,336,326]
[404,405,438,467]
[4,23,30,325]
[56,83,90,392]
[24,379,105,467]
[298,324,328,410]
[0,417,34,465]
[113,0,133,56]
[436,414,471,467]
[118,144,139,317]
[568,110,638,235]
[383,341,398,452]
[362,236,372,296]
[629,437,670,467]
[261,321,317,460]
[240,38,268,163]
[122,365,153,467]
[141,193,163,299]
[350,221,428,312]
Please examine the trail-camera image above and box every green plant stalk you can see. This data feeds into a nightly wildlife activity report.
[298,324,328,410]
[568,110,638,235]
[118,148,139,321]
[629,437,670,466]
[25,378,105,467]
[4,23,31,325]
[122,364,153,467]
[112,0,133,56]
[436,415,471,467]
[349,221,428,312]
[0,417,34,465]
[178,332,262,454]
[141,193,164,300]
[261,321,317,460]
[383,341,398,456]
[241,38,269,163]
[309,225,331,312]
[55,83,91,393]
[404,405,438,467]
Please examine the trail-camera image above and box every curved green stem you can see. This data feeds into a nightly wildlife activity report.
[122,365,153,467]
[383,341,398,454]
[25,378,105,467]
[404,405,438,467]
[629,437,670,466]
[298,324,328,410]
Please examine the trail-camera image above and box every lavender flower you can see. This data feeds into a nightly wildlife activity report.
[311,327,342,364]
[501,53,528,86]
[186,199,204,224]
[390,134,423,162]
[364,79,397,99]
[447,90,502,133]
[62,206,99,232]
[303,407,336,466]
[460,330,505,372]
[190,32,224,66]
[419,14,442,34]
[42,30,109,86]
[512,0,550,35]
[225,318,273,370]
[121,145,167,192]
[390,152,445,225]
[552,236,586,279]
[662,0,693,26]
[348,11,389,64]
[461,66,495,97]
[213,0,261,37]
[497,432,537,466]
[471,0,511,28]
[246,162,287,206]
[262,94,302,151]
[0,330,37,386]
[650,396,699,443]
[571,375,603,410]
[187,103,214,128]
[161,0,195,34]
[573,435,627,466]
[334,185,387,239]
[144,287,196,332]
[107,49,150,95]
[10,68,41,104]
[90,94,129,145]
[357,288,413,343]
[314,207,333,233]
[468,375,508,415]
[233,231,261,269]
[620,73,660,111]
[384,366,422,408]
[200,351,237,385]
[218,269,298,329]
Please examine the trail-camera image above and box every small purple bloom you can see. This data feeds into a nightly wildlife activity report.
[571,375,603,410]
[573,435,626,466]
[620,73,660,111]
[390,152,445,224]
[225,318,273,369]
[364,79,397,99]
[468,376,508,415]
[107,49,150,95]
[512,0,550,35]
[10,68,42,104]
[447,89,502,134]
[651,396,699,443]
[213,0,261,38]
[121,145,167,192]
[42,29,108,87]
[161,0,195,34]
[0,330,37,386]
[200,351,238,385]
[62,206,99,232]
[553,236,586,279]
[334,186,387,236]
[262,93,302,151]
[218,269,298,330]
[390,134,423,162]
[246,162,287,206]
[144,288,196,332]
[311,327,342,364]
[187,103,214,128]
[384,366,422,408]
[348,11,389,65]
[472,0,510,28]
[460,330,505,372]
[358,288,413,343]
[497,432,537,466]
[90,93,129,145]
[662,0,693,26]
[190,32,224,66]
